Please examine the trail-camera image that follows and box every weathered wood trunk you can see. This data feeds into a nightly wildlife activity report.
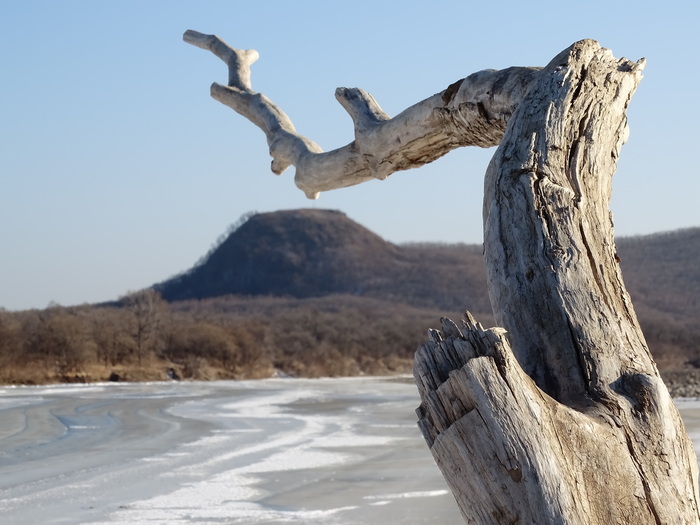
[184,33,700,524]
[414,42,700,524]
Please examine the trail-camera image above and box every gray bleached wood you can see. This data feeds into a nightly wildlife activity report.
[415,42,700,524]
[184,33,700,524]
[183,30,538,198]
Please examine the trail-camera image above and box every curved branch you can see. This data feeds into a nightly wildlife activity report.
[184,30,540,199]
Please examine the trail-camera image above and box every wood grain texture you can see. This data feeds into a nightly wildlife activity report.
[416,41,700,524]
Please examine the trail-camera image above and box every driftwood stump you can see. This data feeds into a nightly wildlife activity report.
[414,43,700,524]
[184,33,700,524]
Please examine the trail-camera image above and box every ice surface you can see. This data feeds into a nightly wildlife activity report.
[0,378,463,524]
[1,378,699,525]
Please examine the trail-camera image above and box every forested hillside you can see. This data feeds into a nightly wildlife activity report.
[156,209,492,316]
[0,209,697,391]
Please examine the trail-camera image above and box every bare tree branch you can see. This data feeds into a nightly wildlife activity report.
[183,30,540,199]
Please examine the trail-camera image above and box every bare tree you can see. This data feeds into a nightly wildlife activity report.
[89,307,131,367]
[33,304,88,377]
[121,289,167,367]
[184,31,700,524]
[0,309,23,380]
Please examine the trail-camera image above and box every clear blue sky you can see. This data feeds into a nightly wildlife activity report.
[1,1,698,311]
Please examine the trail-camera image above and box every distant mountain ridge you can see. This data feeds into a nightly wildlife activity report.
[156,209,492,315]
[158,209,399,299]
[616,228,700,320]
[156,209,700,339]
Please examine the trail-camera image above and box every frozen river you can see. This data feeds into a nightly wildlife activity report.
[1,378,700,525]
[0,378,463,524]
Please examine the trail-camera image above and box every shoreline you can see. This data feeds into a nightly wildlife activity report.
[2,369,699,398]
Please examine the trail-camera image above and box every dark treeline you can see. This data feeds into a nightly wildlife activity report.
[0,285,696,386]
[0,291,454,384]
